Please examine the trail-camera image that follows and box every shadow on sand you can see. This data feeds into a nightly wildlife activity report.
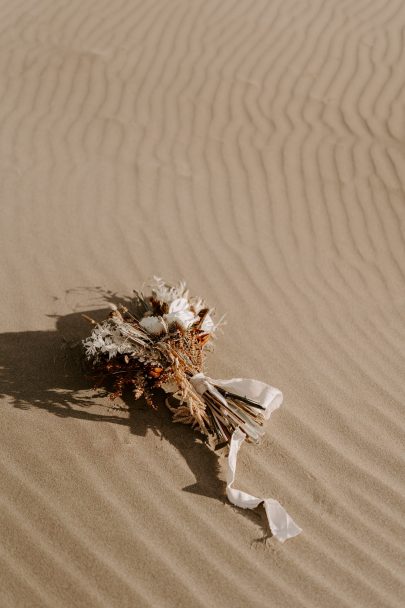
[0,295,270,541]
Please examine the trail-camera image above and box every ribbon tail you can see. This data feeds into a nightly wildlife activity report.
[227,428,302,542]
[263,499,303,543]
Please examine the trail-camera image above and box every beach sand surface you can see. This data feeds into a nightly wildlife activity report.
[0,1,404,606]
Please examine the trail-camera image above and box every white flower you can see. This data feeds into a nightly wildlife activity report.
[83,323,110,358]
[104,341,119,358]
[150,276,188,305]
[82,321,135,360]
[168,297,190,313]
[201,313,216,334]
[83,340,98,357]
[139,315,167,335]
[164,309,197,330]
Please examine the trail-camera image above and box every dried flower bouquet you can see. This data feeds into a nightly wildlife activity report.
[82,277,302,542]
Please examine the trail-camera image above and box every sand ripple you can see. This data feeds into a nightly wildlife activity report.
[0,1,404,606]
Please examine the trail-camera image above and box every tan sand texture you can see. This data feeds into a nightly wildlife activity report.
[1,0,405,606]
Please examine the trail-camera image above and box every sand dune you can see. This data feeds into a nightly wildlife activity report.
[1,0,405,606]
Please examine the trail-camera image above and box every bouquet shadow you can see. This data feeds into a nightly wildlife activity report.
[0,307,270,538]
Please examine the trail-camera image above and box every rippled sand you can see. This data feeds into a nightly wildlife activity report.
[1,1,404,606]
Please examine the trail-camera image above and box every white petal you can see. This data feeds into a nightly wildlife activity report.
[169,297,190,313]
[164,310,197,330]
[139,315,166,335]
[201,313,215,333]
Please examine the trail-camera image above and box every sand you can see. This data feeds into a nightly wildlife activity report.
[0,0,404,606]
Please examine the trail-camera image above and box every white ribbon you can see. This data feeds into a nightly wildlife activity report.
[190,373,302,542]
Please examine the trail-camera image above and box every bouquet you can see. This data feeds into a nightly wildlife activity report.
[82,277,301,542]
